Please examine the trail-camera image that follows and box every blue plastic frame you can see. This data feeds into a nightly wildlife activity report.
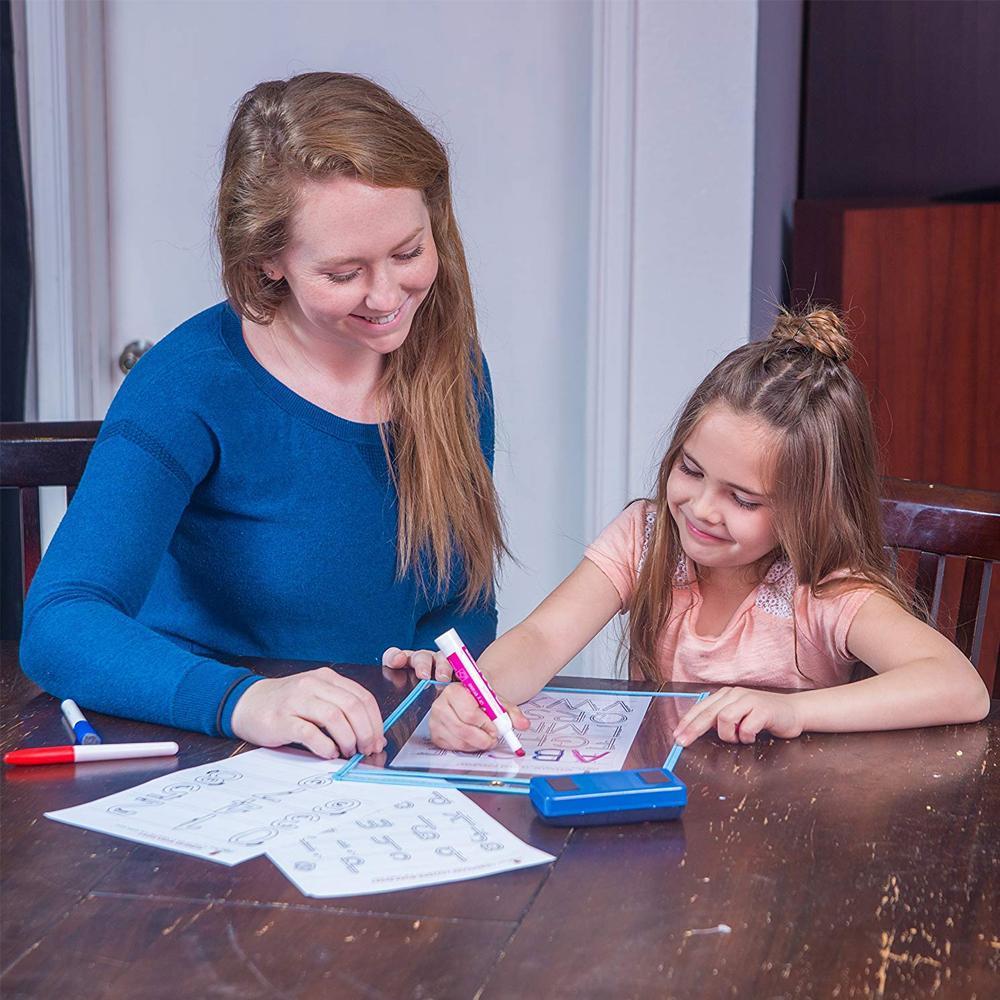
[334,682,707,796]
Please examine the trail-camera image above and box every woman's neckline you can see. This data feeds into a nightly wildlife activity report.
[217,302,385,444]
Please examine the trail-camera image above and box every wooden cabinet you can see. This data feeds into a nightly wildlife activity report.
[792,200,999,491]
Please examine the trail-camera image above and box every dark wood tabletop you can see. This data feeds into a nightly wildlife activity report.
[1,642,997,999]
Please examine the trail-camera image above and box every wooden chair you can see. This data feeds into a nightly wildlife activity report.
[0,421,101,593]
[881,477,1000,697]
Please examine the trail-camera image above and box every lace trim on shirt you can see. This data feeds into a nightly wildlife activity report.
[637,508,690,586]
[755,556,796,619]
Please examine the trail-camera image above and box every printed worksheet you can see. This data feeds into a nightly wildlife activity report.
[45,748,427,865]
[268,784,554,897]
[389,689,652,777]
[44,749,554,895]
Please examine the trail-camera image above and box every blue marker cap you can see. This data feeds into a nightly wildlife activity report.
[60,699,102,745]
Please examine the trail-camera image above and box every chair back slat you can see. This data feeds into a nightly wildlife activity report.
[1,422,101,597]
[980,583,1000,695]
[881,477,1000,698]
[19,487,41,593]
[956,559,987,664]
[938,555,971,643]
[913,551,941,624]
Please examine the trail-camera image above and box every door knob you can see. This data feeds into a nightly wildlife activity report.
[118,340,154,374]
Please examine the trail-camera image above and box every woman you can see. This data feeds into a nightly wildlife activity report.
[21,73,505,759]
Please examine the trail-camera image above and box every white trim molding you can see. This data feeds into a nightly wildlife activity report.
[24,0,110,423]
[580,0,637,678]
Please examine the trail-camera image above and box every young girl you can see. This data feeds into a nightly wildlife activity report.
[387,308,990,749]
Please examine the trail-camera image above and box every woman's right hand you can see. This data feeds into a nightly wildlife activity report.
[428,682,529,752]
[230,668,386,760]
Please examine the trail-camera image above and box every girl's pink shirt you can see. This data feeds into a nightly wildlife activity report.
[585,501,876,690]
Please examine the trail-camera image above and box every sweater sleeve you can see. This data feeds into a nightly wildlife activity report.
[20,366,260,737]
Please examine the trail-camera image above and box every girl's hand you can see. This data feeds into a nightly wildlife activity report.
[230,668,387,760]
[381,646,453,681]
[673,687,804,747]
[428,682,530,752]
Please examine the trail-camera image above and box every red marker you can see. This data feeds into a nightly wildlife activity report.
[3,742,179,767]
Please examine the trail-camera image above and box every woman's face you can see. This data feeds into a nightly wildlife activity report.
[268,176,439,357]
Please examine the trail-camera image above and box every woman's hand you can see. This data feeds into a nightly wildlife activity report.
[381,646,453,681]
[428,682,529,752]
[230,668,387,760]
[673,687,804,747]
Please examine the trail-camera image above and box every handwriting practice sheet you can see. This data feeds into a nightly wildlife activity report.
[268,784,554,897]
[45,748,552,895]
[389,689,652,777]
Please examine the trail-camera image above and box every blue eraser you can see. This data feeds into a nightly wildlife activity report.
[529,768,686,827]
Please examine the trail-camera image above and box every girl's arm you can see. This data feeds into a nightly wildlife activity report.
[478,557,624,703]
[792,593,991,731]
[420,557,623,751]
[675,594,991,746]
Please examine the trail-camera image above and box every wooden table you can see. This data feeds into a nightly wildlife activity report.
[2,643,997,999]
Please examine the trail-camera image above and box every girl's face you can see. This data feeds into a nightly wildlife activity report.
[666,403,779,574]
[268,176,439,357]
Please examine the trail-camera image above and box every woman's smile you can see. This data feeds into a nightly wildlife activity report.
[348,296,411,331]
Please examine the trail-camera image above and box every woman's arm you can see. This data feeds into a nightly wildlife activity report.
[674,594,991,746]
[20,376,385,756]
[20,416,258,736]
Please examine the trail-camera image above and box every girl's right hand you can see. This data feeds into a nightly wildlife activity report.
[428,682,529,752]
[230,668,387,760]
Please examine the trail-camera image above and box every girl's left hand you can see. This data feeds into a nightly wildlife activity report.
[673,687,804,746]
[381,647,453,681]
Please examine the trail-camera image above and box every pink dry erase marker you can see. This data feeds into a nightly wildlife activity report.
[3,742,179,767]
[435,628,525,757]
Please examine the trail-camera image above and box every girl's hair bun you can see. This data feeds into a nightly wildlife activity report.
[770,306,853,362]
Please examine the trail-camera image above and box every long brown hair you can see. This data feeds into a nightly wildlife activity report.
[628,306,912,682]
[215,72,505,607]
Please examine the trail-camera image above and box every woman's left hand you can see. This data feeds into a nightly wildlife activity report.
[381,647,453,681]
[673,686,804,747]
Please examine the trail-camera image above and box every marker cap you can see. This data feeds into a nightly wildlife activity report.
[61,699,102,745]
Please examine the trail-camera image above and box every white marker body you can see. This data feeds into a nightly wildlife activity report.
[435,628,524,755]
[73,742,179,762]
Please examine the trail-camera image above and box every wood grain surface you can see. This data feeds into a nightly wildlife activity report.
[2,645,997,999]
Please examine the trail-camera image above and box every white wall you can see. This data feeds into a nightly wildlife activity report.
[628,0,759,497]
